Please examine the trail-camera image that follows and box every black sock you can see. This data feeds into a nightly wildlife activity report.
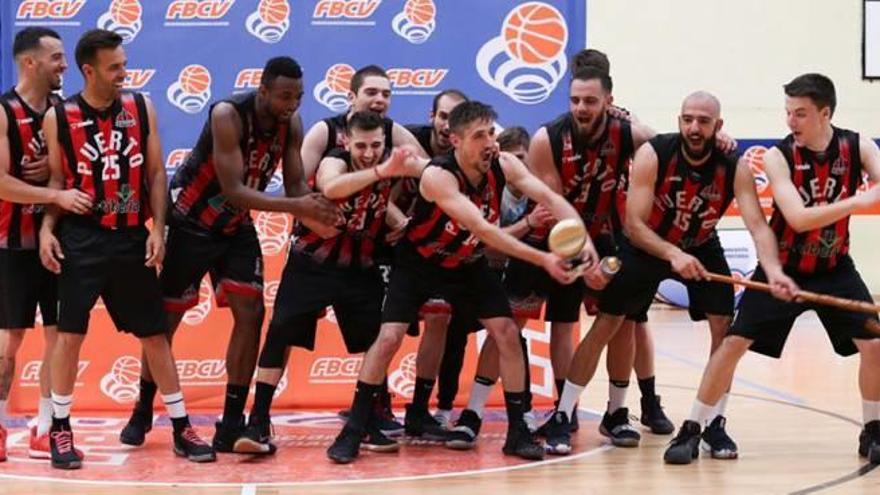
[503,391,526,426]
[555,379,566,402]
[380,377,393,411]
[170,416,190,434]
[638,376,656,400]
[411,377,435,411]
[349,381,382,431]
[221,384,249,429]
[138,378,158,413]
[250,381,277,421]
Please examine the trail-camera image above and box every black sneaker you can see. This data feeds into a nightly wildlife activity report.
[542,411,572,456]
[641,396,675,435]
[858,420,880,464]
[362,421,400,453]
[664,420,702,464]
[376,399,404,438]
[701,416,738,459]
[173,425,216,463]
[444,409,482,450]
[50,427,82,470]
[404,404,447,440]
[502,422,545,460]
[599,407,641,447]
[327,426,362,464]
[119,407,152,446]
[236,415,277,455]
[211,419,243,453]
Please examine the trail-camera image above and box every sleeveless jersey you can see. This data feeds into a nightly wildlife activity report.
[0,89,60,248]
[546,112,634,239]
[770,127,862,274]
[646,133,737,250]
[56,91,150,229]
[406,153,505,268]
[291,150,392,268]
[171,91,288,235]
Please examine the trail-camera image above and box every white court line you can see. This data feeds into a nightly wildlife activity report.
[241,484,257,495]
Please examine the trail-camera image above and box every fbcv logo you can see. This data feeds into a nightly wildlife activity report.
[166,65,212,114]
[96,0,143,44]
[246,0,291,43]
[391,0,436,44]
[476,2,569,105]
[122,69,155,91]
[312,0,381,26]
[16,0,86,26]
[313,63,354,113]
[234,68,263,92]
[165,0,236,27]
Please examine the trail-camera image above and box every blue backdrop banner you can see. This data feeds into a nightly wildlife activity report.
[1,0,587,183]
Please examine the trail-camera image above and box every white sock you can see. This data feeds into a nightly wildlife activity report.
[688,399,715,426]
[557,380,585,419]
[466,380,494,418]
[608,381,629,413]
[863,400,880,424]
[0,399,7,424]
[713,393,730,419]
[51,392,73,420]
[37,397,53,436]
[161,392,186,419]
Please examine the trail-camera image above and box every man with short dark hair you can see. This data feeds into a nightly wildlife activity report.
[0,26,93,462]
[244,111,426,453]
[327,101,595,464]
[665,74,880,465]
[119,56,339,455]
[40,28,215,469]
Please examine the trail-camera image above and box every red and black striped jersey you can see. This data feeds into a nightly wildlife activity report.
[406,153,505,268]
[56,91,150,230]
[291,150,392,268]
[645,133,737,250]
[770,127,863,274]
[546,112,634,239]
[0,89,60,248]
[171,91,288,235]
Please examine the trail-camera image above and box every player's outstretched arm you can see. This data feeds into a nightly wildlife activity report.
[143,96,167,267]
[422,165,573,284]
[212,103,337,225]
[763,146,875,233]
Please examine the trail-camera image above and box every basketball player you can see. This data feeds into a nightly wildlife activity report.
[302,64,429,437]
[665,74,880,464]
[405,89,468,158]
[542,91,789,457]
[451,66,657,451]
[39,29,215,469]
[0,27,92,462]
[327,101,595,464]
[430,126,544,429]
[244,111,426,452]
[119,56,339,455]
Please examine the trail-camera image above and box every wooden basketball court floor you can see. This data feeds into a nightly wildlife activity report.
[1,306,879,494]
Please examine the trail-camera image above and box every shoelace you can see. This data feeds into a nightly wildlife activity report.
[181,427,208,446]
[51,430,74,454]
